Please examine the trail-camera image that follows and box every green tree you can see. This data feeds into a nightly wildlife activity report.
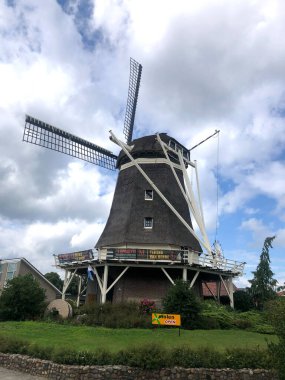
[0,274,46,321]
[44,272,86,297]
[162,279,202,329]
[276,282,285,292]
[249,236,277,310]
[233,289,254,312]
[44,272,63,291]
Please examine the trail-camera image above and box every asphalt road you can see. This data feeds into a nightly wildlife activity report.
[0,367,46,379]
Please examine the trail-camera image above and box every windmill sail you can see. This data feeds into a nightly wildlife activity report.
[23,115,117,170]
[123,58,142,144]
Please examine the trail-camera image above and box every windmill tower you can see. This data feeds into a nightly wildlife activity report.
[23,58,244,307]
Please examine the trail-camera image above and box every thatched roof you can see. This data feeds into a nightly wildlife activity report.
[96,134,201,252]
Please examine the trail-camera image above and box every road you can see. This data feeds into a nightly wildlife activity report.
[0,367,46,380]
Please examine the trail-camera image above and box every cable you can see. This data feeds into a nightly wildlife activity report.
[214,131,220,242]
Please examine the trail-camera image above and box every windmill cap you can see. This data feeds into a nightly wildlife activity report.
[117,133,190,168]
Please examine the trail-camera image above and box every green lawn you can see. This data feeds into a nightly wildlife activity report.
[0,321,277,353]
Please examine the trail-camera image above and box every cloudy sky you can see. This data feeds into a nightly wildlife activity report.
[0,0,284,288]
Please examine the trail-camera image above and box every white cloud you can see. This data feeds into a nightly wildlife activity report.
[0,216,104,275]
[0,0,284,284]
[240,218,274,240]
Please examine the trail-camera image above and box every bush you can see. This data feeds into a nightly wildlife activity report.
[234,290,254,311]
[0,334,274,370]
[194,315,221,329]
[265,298,285,379]
[139,299,156,315]
[162,279,202,329]
[0,274,46,321]
[201,301,234,329]
[199,302,274,333]
[224,347,273,369]
[171,346,224,368]
[0,335,30,355]
[116,344,169,369]
[51,347,114,365]
[232,318,253,330]
[236,310,274,334]
[76,301,151,328]
[44,307,63,322]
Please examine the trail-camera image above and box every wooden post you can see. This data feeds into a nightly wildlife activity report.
[183,267,187,281]
[76,275,82,307]
[101,264,109,304]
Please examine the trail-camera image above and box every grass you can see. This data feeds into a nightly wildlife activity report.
[0,321,277,353]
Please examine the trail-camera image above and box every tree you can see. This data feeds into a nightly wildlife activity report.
[44,272,63,291]
[276,282,285,292]
[162,279,202,329]
[249,236,277,310]
[45,272,85,297]
[0,274,46,321]
[233,289,254,312]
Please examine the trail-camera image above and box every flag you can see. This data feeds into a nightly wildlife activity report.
[87,265,94,281]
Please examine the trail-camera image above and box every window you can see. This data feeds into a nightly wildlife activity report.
[145,190,153,200]
[144,217,153,229]
[168,139,190,161]
[169,140,176,150]
[6,262,17,282]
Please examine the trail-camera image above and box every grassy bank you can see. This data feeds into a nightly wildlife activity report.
[0,321,277,353]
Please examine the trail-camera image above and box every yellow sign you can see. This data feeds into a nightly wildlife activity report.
[152,313,181,326]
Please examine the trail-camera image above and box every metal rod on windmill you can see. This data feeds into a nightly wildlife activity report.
[189,129,220,151]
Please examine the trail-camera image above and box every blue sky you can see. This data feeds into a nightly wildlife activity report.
[0,0,284,288]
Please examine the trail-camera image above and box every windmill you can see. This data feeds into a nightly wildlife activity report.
[23,58,244,307]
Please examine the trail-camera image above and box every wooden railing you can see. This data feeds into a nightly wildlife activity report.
[54,248,245,275]
[185,251,245,275]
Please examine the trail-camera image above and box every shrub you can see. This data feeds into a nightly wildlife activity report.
[171,346,225,368]
[0,334,274,370]
[232,318,252,330]
[139,299,156,315]
[44,307,63,322]
[0,274,46,321]
[116,344,169,369]
[266,298,285,379]
[28,343,53,360]
[199,302,274,333]
[201,301,234,329]
[162,279,202,329]
[196,316,221,329]
[224,347,273,369]
[251,324,274,334]
[77,301,151,328]
[0,335,30,355]
[51,347,114,365]
[233,290,254,311]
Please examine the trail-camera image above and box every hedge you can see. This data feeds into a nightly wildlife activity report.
[0,334,274,370]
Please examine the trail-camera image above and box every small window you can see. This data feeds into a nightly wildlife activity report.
[183,150,189,160]
[6,262,17,282]
[145,190,153,200]
[144,217,153,229]
[169,140,176,150]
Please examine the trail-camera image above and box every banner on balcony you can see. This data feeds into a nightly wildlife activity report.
[107,248,183,261]
[57,249,94,264]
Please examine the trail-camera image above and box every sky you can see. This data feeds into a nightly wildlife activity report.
[0,0,284,288]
